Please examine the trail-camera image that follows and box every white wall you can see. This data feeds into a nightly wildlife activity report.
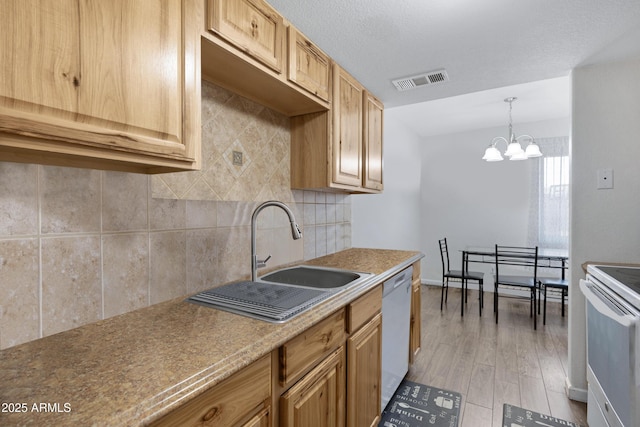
[351,108,422,251]
[420,119,570,284]
[567,56,640,400]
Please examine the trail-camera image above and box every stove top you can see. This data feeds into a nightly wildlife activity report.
[588,265,640,310]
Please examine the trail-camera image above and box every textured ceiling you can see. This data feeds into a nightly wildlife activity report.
[268,0,640,136]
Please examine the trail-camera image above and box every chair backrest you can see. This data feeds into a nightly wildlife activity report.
[439,238,450,273]
[495,244,539,282]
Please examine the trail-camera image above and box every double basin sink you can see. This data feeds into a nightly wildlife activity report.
[187,266,373,323]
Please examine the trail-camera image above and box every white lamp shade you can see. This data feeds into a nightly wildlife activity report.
[525,142,543,157]
[504,141,524,157]
[482,146,503,161]
[509,150,528,161]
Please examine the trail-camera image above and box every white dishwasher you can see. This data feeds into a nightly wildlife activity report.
[381,266,413,411]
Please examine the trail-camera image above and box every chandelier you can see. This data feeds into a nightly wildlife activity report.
[482,97,542,161]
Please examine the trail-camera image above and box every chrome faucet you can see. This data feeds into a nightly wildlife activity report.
[251,201,302,281]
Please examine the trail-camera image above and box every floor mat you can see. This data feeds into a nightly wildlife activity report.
[502,403,582,427]
[379,379,461,427]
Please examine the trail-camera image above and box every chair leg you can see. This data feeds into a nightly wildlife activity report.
[561,289,566,317]
[533,289,537,330]
[538,282,541,315]
[479,280,483,317]
[445,278,449,304]
[460,279,465,317]
[543,286,547,325]
[495,285,499,324]
[440,279,445,310]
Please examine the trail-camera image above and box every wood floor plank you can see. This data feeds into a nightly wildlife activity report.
[461,402,493,427]
[407,286,586,427]
[467,363,495,409]
[492,380,521,427]
[519,375,550,415]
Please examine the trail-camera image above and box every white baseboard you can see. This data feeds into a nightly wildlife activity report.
[565,377,588,402]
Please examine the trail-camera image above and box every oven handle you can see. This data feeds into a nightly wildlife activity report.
[580,279,637,328]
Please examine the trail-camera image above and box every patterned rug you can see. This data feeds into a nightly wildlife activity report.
[502,404,582,427]
[379,379,461,427]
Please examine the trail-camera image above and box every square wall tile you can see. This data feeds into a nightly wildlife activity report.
[102,171,148,232]
[186,229,220,293]
[103,233,149,318]
[0,162,38,236]
[40,165,101,234]
[0,239,39,349]
[41,236,101,336]
[150,231,186,304]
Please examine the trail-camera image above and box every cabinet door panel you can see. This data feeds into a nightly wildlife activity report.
[209,0,284,72]
[280,347,345,427]
[0,0,199,170]
[363,92,384,191]
[288,27,330,101]
[347,313,382,427]
[332,65,363,187]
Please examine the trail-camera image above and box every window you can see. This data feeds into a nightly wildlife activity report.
[528,137,570,252]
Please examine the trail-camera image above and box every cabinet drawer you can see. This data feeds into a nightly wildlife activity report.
[149,354,271,427]
[279,308,346,386]
[347,285,382,333]
[287,26,331,101]
[208,0,285,73]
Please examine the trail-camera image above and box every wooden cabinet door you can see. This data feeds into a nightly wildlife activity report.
[0,0,200,172]
[332,65,363,188]
[208,0,285,73]
[363,91,384,191]
[288,26,331,101]
[347,313,382,427]
[242,407,270,427]
[280,347,345,427]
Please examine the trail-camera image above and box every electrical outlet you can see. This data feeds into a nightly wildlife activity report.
[597,168,613,189]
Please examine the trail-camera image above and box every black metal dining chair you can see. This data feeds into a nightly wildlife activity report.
[538,277,569,325]
[494,244,539,329]
[439,238,485,316]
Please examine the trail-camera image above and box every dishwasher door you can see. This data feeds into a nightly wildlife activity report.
[381,266,413,411]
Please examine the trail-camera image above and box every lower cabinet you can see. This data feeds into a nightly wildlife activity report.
[347,313,382,427]
[280,347,346,427]
[278,286,382,427]
[148,354,271,427]
[151,279,402,427]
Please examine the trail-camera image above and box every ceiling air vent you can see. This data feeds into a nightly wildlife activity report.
[392,69,449,91]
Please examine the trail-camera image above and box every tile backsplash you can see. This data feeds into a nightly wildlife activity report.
[152,81,293,201]
[0,82,351,350]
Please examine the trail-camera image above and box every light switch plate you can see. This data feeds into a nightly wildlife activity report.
[597,168,613,189]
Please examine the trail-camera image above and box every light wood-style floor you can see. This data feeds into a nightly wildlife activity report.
[407,285,587,427]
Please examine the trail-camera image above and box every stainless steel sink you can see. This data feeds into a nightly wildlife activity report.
[187,266,373,323]
[259,265,373,289]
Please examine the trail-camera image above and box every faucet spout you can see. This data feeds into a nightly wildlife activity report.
[251,201,302,281]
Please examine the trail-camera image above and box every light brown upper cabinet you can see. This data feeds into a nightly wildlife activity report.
[0,0,201,173]
[332,64,365,188]
[291,65,383,193]
[287,26,331,102]
[208,0,285,73]
[363,91,384,191]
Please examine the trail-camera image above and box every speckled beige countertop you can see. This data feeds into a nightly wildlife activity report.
[0,248,422,426]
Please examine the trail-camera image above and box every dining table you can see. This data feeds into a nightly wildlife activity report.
[459,246,568,316]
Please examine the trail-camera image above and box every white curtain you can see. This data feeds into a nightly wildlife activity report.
[527,136,570,252]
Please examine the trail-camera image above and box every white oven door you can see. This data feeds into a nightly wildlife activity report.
[581,278,640,427]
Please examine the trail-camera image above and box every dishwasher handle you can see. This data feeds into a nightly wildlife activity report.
[384,266,413,295]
